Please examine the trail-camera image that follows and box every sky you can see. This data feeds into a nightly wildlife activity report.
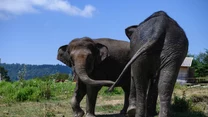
[0,0,207,65]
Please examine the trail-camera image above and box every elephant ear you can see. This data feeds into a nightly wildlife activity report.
[96,43,109,62]
[125,25,137,40]
[57,45,72,67]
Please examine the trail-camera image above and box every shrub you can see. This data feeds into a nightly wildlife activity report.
[40,80,53,100]
[174,82,187,90]
[0,78,76,102]
[172,92,191,112]
[14,86,38,101]
[0,81,16,102]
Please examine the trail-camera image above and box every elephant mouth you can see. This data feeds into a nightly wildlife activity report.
[64,60,71,67]
[58,57,71,67]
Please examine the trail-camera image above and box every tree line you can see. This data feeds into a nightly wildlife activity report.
[0,49,208,82]
[0,63,72,81]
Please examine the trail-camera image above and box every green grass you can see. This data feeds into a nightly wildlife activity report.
[0,79,76,103]
[0,79,208,117]
[96,104,123,114]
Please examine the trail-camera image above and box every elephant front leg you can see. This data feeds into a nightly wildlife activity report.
[71,80,86,117]
[85,86,101,117]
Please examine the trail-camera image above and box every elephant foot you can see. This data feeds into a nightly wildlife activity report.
[85,113,95,117]
[127,105,136,117]
[73,110,85,117]
[146,111,158,117]
[120,109,127,114]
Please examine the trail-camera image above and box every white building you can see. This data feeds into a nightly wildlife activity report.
[177,57,194,83]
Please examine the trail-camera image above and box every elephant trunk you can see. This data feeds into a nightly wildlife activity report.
[75,67,115,86]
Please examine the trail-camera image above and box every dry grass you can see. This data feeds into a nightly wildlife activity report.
[173,85,208,115]
[0,95,125,117]
[0,84,208,117]
[0,100,73,117]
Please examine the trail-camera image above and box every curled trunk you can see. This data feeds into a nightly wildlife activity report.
[75,67,115,86]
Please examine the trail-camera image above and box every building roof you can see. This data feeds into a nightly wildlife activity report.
[181,57,193,67]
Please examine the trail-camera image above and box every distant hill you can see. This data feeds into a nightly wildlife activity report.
[0,63,72,81]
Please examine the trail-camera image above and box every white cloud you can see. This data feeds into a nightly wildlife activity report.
[0,0,96,19]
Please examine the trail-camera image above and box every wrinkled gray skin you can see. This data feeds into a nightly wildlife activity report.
[109,11,188,117]
[57,37,131,117]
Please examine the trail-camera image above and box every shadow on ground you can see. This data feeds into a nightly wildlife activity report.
[96,113,126,117]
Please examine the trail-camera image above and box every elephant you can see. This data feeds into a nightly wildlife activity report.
[57,37,131,117]
[109,11,188,117]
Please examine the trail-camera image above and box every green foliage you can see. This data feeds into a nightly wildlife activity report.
[0,63,72,81]
[189,49,208,77]
[0,76,123,103]
[0,81,16,102]
[15,87,38,101]
[0,66,11,81]
[99,87,124,96]
[174,82,188,90]
[171,91,206,117]
[45,112,55,117]
[0,78,76,102]
[34,73,73,83]
[17,64,27,81]
[96,104,123,113]
[172,91,191,112]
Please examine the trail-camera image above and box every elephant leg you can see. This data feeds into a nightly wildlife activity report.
[71,80,86,117]
[146,78,159,117]
[132,64,150,117]
[127,75,136,117]
[158,65,180,117]
[85,86,101,117]
[120,84,130,114]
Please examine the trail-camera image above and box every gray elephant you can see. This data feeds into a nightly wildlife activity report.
[57,37,131,117]
[109,11,188,117]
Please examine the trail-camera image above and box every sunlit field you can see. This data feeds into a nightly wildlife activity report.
[0,78,208,117]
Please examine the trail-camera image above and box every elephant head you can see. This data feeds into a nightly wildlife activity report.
[57,37,114,86]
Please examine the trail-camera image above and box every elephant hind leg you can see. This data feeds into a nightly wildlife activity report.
[127,75,136,117]
[120,84,130,114]
[146,78,159,117]
[133,70,150,116]
[158,65,181,117]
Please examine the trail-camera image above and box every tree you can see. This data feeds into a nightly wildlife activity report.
[0,66,11,81]
[190,49,208,77]
[18,64,27,81]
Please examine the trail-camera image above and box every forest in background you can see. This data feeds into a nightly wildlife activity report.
[0,63,72,81]
[189,49,208,77]
[0,49,208,82]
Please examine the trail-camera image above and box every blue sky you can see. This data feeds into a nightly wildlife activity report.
[0,0,207,65]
